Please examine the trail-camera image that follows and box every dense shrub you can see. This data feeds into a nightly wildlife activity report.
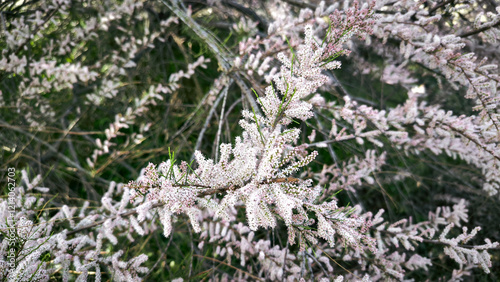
[1,0,499,280]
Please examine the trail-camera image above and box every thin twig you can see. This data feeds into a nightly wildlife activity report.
[305,251,329,277]
[428,0,453,15]
[214,78,232,162]
[281,240,288,282]
[191,84,226,161]
[161,0,261,114]
[0,119,109,184]
[380,230,500,251]
[171,82,213,141]
[143,229,174,279]
[313,112,339,166]
[192,254,263,281]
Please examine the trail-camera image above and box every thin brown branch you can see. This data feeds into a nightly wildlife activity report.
[0,119,109,184]
[281,0,316,9]
[66,177,300,236]
[428,0,454,15]
[439,121,500,162]
[192,254,264,281]
[380,230,500,250]
[160,0,261,115]
[459,21,500,38]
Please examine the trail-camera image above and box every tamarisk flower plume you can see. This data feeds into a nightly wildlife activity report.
[0,172,150,281]
[129,5,378,256]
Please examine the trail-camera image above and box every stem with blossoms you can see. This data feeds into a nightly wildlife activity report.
[128,19,377,254]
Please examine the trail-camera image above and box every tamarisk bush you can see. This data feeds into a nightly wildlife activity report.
[1,0,499,281]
